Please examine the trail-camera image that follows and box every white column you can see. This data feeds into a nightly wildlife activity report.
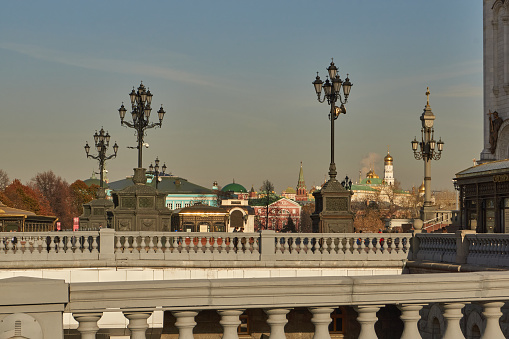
[397,304,424,339]
[442,303,465,339]
[481,302,505,339]
[493,20,499,95]
[264,308,290,339]
[124,311,152,339]
[354,305,380,339]
[73,313,102,339]
[218,309,244,339]
[309,307,333,339]
[173,311,199,339]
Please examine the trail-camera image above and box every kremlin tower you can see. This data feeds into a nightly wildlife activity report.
[296,162,308,202]
[384,147,394,185]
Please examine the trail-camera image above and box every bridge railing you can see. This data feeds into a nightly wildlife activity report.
[0,230,412,263]
[10,271,509,338]
[413,231,509,268]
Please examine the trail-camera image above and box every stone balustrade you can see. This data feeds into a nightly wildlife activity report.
[413,231,509,269]
[5,271,509,338]
[0,230,412,266]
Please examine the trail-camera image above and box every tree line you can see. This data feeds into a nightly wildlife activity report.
[0,170,98,229]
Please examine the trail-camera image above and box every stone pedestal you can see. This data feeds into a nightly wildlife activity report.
[111,168,172,231]
[79,188,114,230]
[311,178,354,233]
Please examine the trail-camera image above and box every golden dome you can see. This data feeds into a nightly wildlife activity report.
[384,152,393,163]
[419,181,425,193]
[366,169,379,179]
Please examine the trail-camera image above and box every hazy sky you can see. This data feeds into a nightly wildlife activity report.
[0,1,482,193]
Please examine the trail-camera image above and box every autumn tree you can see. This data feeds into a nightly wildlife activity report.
[300,203,314,233]
[0,169,9,191]
[31,171,74,229]
[70,180,99,216]
[353,207,384,233]
[4,179,53,215]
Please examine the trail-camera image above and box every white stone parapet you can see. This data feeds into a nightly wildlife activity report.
[0,230,411,266]
[7,271,509,338]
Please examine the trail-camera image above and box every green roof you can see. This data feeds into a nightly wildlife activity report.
[359,178,384,185]
[222,182,247,193]
[108,176,214,194]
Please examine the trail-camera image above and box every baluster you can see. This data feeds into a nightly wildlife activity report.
[139,236,147,253]
[375,237,381,253]
[221,236,227,253]
[212,236,219,254]
[390,237,396,253]
[91,235,98,253]
[343,237,350,254]
[162,236,170,253]
[360,237,366,254]
[253,236,259,254]
[351,236,358,254]
[73,313,103,339]
[367,238,374,254]
[189,236,196,253]
[197,236,203,253]
[148,236,156,253]
[218,309,244,339]
[283,237,290,254]
[115,236,122,253]
[6,238,14,255]
[64,235,72,253]
[173,310,199,339]
[48,236,56,254]
[398,304,425,339]
[481,302,505,339]
[442,303,465,339]
[58,236,64,253]
[36,237,43,254]
[173,236,179,253]
[124,311,152,339]
[204,236,212,253]
[309,307,333,339]
[354,305,381,339]
[274,237,281,253]
[265,308,290,339]
[291,236,297,254]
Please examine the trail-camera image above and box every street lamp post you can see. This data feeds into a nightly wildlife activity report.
[312,59,352,181]
[147,157,167,189]
[118,82,166,169]
[310,59,355,233]
[84,127,119,195]
[411,87,444,222]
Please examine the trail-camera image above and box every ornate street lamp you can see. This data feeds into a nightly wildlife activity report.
[147,156,167,189]
[411,87,444,221]
[312,59,352,181]
[84,127,118,195]
[341,176,352,190]
[118,82,166,169]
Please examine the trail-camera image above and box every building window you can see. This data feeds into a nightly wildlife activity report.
[329,307,344,333]
[176,203,182,209]
[167,203,173,209]
[184,203,190,208]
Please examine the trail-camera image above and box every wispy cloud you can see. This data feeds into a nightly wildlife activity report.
[0,42,218,88]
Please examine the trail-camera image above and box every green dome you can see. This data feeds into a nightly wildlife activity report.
[222,182,247,193]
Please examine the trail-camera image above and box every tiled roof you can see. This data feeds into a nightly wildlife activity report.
[456,159,509,177]
[108,176,215,195]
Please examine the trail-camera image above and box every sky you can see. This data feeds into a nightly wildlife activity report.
[0,1,483,194]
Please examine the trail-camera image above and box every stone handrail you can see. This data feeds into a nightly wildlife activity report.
[413,232,509,269]
[18,271,509,338]
[0,230,412,265]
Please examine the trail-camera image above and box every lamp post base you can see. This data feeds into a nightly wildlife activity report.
[311,178,354,233]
